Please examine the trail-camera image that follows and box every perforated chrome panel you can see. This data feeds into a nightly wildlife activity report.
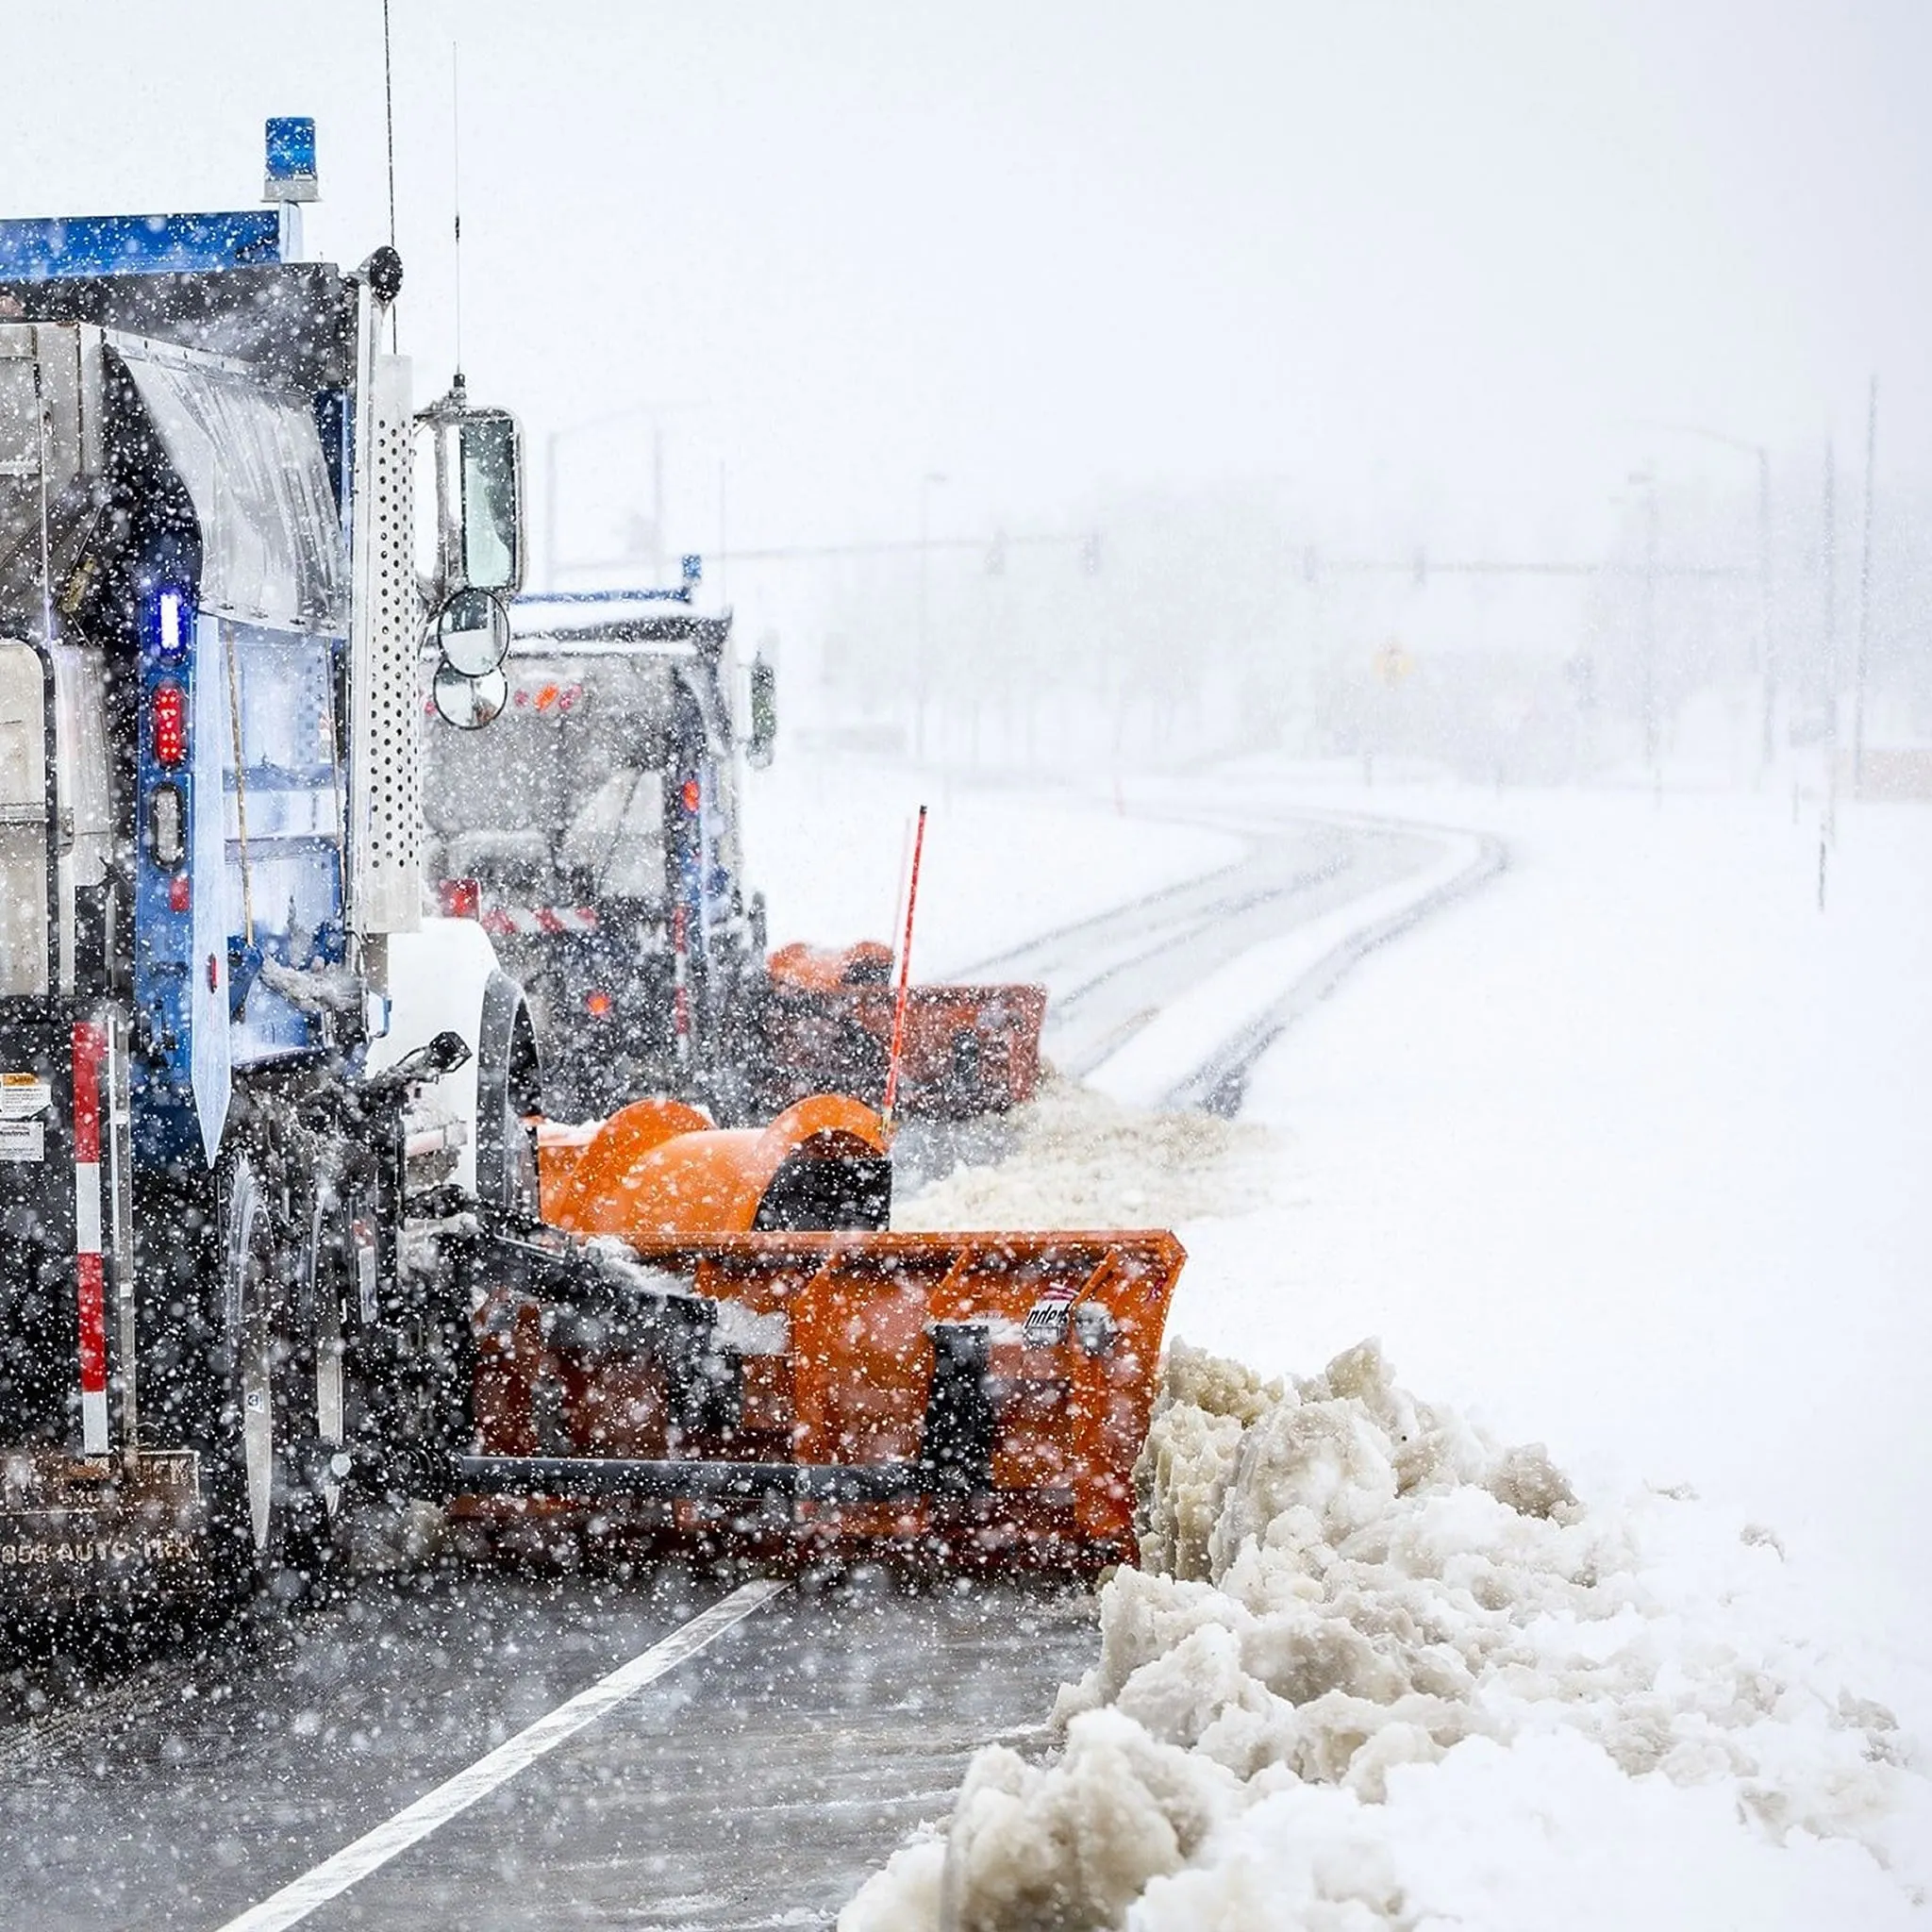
[349,348,422,935]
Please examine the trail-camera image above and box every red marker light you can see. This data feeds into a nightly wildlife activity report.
[585,991,612,1018]
[438,876,481,921]
[152,684,187,766]
[681,777,701,813]
[167,873,191,914]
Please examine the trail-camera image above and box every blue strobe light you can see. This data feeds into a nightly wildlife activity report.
[264,117,318,202]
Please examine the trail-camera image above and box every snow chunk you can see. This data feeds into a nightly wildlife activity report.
[933,1709,1240,1932]
[895,1076,1283,1233]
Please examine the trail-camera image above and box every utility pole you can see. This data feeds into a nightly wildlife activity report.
[1823,440,1838,843]
[653,425,666,582]
[1644,421,1774,773]
[545,401,706,588]
[1853,375,1878,796]
[1757,445,1774,772]
[1641,471,1660,774]
[915,472,945,760]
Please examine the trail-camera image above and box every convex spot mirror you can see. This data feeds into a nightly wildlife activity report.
[418,378,527,603]
[432,661,508,730]
[436,587,511,677]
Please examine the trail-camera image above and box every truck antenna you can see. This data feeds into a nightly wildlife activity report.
[880,804,928,1140]
[382,1,398,247]
[382,0,399,349]
[451,38,464,383]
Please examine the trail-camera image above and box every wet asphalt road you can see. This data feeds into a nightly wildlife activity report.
[1,1563,1096,1930]
[0,803,1463,1929]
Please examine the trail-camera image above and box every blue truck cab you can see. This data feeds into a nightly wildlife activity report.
[0,121,537,1613]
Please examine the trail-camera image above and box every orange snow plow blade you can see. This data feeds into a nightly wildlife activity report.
[456,1223,1184,1570]
[760,941,1046,1119]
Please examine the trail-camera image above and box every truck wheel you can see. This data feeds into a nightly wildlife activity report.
[211,1153,332,1604]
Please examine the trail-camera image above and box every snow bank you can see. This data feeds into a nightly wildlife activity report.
[842,1341,1930,1930]
[894,1076,1283,1232]
[743,763,1246,981]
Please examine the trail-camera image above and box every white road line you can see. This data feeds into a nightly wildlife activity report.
[217,1577,791,1932]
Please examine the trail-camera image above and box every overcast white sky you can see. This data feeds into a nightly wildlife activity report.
[8,2,1930,570]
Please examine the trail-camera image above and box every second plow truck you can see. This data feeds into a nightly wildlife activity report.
[0,123,1181,1626]
[420,589,1048,1124]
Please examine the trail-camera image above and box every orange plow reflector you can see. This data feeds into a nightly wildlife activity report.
[463,1226,1185,1569]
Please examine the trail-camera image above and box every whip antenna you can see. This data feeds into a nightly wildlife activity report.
[381,0,398,347]
[381,0,397,245]
[881,804,928,1139]
[451,40,463,382]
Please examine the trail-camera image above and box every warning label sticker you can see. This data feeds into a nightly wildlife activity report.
[0,1074,51,1120]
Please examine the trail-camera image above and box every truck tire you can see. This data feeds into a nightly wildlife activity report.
[208,1152,333,1606]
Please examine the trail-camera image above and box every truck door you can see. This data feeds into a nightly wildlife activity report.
[0,640,79,1448]
[0,641,50,999]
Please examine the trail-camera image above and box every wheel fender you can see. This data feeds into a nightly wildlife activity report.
[475,966,541,1211]
[374,918,527,1198]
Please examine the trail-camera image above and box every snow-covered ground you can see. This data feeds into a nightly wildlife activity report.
[851,763,1932,1927]
[741,758,1245,979]
[1196,774,1932,1679]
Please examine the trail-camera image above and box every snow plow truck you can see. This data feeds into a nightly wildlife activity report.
[420,589,1047,1125]
[0,123,1182,1627]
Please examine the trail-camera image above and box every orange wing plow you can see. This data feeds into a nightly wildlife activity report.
[455,1225,1185,1571]
[760,942,1047,1119]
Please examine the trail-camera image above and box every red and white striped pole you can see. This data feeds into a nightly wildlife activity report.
[71,1020,108,1457]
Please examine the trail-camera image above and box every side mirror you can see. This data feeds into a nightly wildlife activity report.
[418,376,526,603]
[748,657,777,770]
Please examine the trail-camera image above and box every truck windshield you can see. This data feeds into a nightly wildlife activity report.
[0,641,48,996]
[422,651,699,908]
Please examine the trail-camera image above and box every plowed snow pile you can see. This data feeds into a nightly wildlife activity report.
[843,1340,1931,1930]
[895,1076,1284,1232]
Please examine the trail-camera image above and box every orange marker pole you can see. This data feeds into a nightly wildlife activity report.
[881,804,927,1138]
